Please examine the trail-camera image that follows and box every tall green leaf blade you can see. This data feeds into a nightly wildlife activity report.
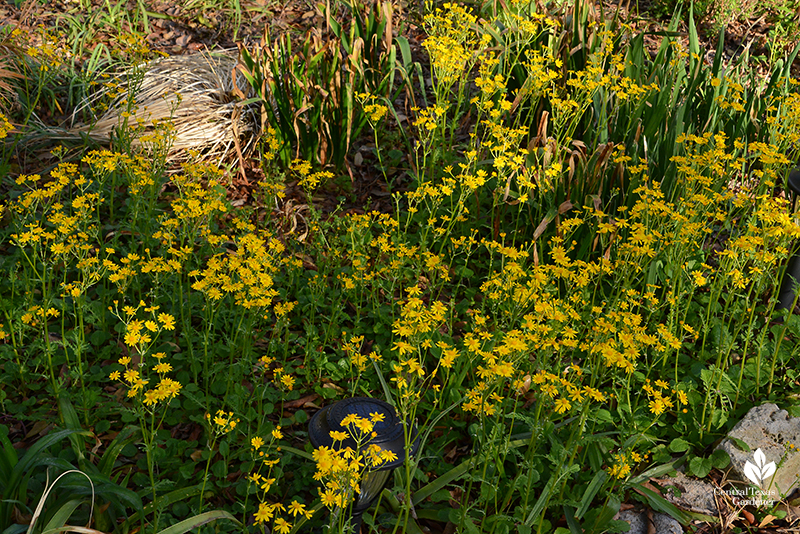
[155,511,240,534]
[575,470,607,519]
[40,499,83,534]
[95,426,139,479]
[57,392,87,472]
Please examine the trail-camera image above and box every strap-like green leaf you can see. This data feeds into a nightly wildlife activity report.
[155,511,240,534]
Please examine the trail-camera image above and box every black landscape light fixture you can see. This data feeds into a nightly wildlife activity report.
[308,397,419,533]
[777,167,800,313]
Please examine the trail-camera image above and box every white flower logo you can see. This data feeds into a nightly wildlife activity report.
[743,448,776,487]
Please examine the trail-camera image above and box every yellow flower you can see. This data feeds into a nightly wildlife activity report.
[341,414,358,426]
[554,397,571,414]
[354,418,374,434]
[158,313,175,330]
[280,374,295,390]
[272,427,283,440]
[369,412,385,423]
[143,390,159,406]
[609,460,631,479]
[253,502,274,524]
[0,113,12,140]
[109,371,121,381]
[274,517,291,533]
[287,501,306,517]
[648,398,665,415]
[251,436,264,449]
[123,369,139,383]
[320,489,337,508]
[329,430,348,441]
[153,362,172,374]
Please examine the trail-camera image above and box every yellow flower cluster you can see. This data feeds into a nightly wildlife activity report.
[643,379,689,416]
[167,161,229,237]
[423,3,483,87]
[608,449,647,480]
[343,334,381,374]
[312,412,397,510]
[206,409,239,433]
[190,232,283,310]
[357,93,388,123]
[331,211,453,293]
[257,355,298,392]
[249,430,313,531]
[108,352,181,406]
[0,113,12,139]
[20,305,60,327]
[16,27,65,72]
[531,367,606,415]
[110,300,175,349]
[291,158,334,192]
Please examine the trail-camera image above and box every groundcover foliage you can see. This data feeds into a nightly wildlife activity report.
[2,0,800,532]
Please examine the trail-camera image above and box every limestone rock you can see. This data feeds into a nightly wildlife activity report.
[655,470,718,516]
[617,510,683,534]
[717,403,800,497]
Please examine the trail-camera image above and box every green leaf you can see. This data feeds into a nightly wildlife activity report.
[689,456,713,478]
[480,483,496,501]
[0,425,18,483]
[726,437,751,452]
[118,485,205,532]
[710,449,730,469]
[687,3,700,63]
[211,460,226,479]
[606,519,633,533]
[413,458,471,505]
[155,511,240,534]
[669,438,691,453]
[632,484,689,524]
[2,524,27,534]
[96,426,140,479]
[583,496,621,534]
[57,392,88,471]
[576,470,607,519]
[525,465,580,526]
[6,429,86,504]
[40,499,83,534]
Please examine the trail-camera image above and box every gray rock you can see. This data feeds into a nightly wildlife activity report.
[652,513,683,534]
[617,510,683,534]
[717,403,800,497]
[655,470,718,515]
[618,511,645,533]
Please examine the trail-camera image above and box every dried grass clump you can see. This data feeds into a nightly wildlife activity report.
[0,38,24,114]
[72,49,260,165]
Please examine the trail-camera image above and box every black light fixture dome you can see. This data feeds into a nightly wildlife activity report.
[778,167,800,313]
[308,397,419,532]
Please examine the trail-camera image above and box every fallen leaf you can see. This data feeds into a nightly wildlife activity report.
[759,514,778,528]
[175,34,192,47]
[25,420,52,439]
[742,509,754,524]
[284,393,319,409]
